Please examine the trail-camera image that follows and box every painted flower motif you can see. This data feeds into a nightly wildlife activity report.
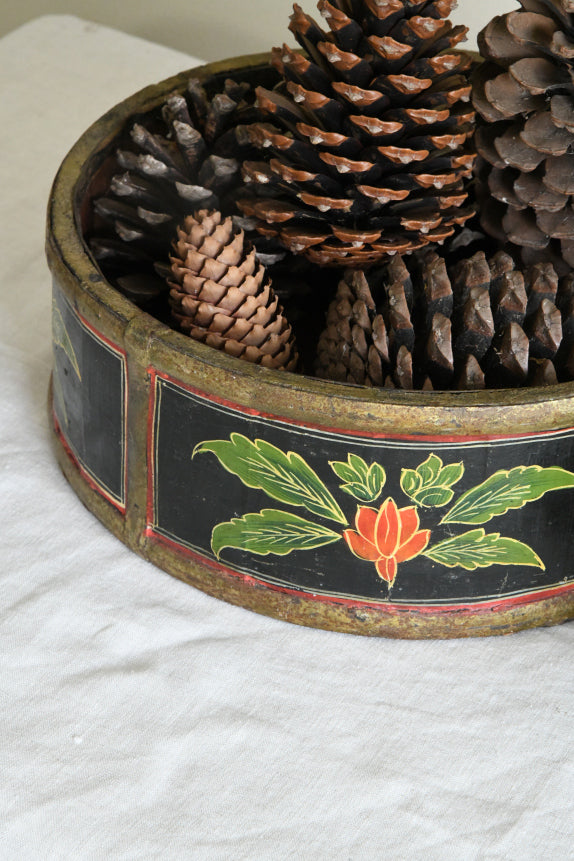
[343,498,431,586]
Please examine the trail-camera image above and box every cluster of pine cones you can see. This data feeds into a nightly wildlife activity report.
[90,0,574,389]
[315,250,574,389]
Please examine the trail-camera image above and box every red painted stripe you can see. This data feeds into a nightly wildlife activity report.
[77,309,127,358]
[145,527,574,614]
[149,368,574,444]
[146,369,159,529]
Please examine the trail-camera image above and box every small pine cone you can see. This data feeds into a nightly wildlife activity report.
[90,75,280,300]
[473,2,574,270]
[316,249,574,389]
[168,210,298,371]
[238,0,476,267]
[315,269,390,386]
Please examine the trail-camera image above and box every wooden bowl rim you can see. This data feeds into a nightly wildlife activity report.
[46,52,574,437]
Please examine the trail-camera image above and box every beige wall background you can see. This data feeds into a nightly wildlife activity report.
[1,1,514,60]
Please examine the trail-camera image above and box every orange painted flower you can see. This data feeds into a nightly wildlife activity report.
[343,498,431,586]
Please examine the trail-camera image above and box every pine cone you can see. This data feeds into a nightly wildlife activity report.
[168,210,298,371]
[315,249,574,389]
[89,75,278,303]
[473,2,574,270]
[237,0,476,267]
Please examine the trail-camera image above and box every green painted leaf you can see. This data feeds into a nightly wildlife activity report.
[441,465,574,525]
[413,486,455,507]
[330,462,357,483]
[367,463,386,497]
[211,509,341,558]
[340,481,375,502]
[349,453,368,479]
[424,529,545,571]
[401,456,464,507]
[194,434,347,524]
[400,469,421,496]
[330,455,385,503]
[438,462,465,488]
[52,301,81,380]
[418,454,442,485]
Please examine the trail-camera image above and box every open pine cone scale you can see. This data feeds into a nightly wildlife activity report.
[473,0,574,269]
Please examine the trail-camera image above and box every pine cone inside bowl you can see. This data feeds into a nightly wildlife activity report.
[169,210,299,371]
[238,0,477,267]
[89,75,278,304]
[315,249,574,389]
[473,0,574,271]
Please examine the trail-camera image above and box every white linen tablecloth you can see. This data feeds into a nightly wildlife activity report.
[1,15,573,860]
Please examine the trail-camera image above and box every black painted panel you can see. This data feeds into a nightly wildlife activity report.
[52,283,126,508]
[151,375,574,605]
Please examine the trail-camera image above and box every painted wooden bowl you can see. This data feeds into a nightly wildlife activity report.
[46,55,574,638]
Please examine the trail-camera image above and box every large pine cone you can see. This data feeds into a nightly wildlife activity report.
[89,75,275,302]
[169,210,298,371]
[315,249,574,389]
[238,0,476,267]
[473,1,574,270]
